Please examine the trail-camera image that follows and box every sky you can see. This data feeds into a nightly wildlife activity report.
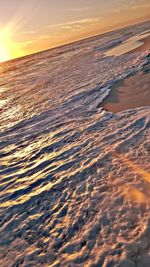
[0,0,150,61]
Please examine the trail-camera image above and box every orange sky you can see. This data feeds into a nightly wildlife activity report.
[0,0,150,61]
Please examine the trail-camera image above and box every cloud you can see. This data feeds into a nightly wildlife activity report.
[17,40,36,48]
[59,26,73,30]
[23,30,37,35]
[130,2,150,9]
[66,18,101,25]
[48,17,101,31]
[39,35,50,39]
[66,6,91,12]
[110,0,150,13]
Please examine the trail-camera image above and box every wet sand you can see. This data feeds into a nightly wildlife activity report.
[129,35,150,53]
[105,33,150,57]
[101,69,150,113]
[101,36,150,113]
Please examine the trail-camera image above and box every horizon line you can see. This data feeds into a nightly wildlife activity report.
[1,17,149,64]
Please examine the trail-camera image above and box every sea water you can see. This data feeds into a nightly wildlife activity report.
[0,20,150,266]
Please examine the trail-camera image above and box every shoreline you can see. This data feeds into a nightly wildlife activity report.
[101,67,150,113]
[101,36,150,113]
[129,35,150,53]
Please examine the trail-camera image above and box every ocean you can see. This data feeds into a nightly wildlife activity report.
[0,20,150,266]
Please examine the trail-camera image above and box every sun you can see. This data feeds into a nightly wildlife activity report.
[0,41,10,62]
[0,29,23,62]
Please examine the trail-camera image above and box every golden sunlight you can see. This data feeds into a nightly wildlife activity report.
[0,29,23,62]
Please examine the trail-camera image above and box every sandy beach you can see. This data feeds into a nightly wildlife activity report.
[101,69,150,113]
[129,35,150,53]
[105,32,150,57]
[101,36,150,113]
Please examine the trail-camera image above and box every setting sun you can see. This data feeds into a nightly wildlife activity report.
[0,46,10,62]
[0,29,22,62]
